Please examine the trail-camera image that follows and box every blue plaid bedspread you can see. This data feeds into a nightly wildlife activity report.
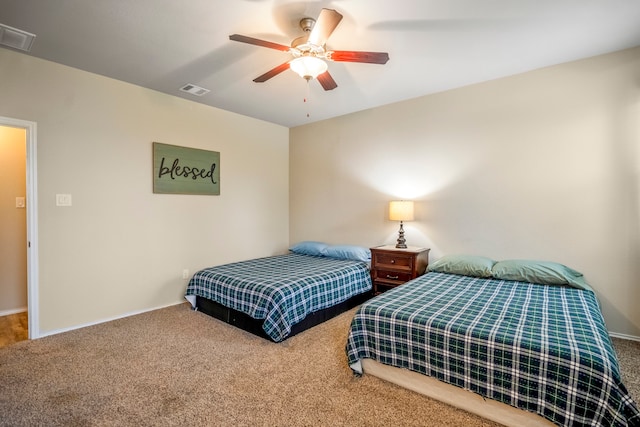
[186,253,371,342]
[346,272,640,426]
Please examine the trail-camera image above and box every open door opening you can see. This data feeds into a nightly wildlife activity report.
[0,116,38,341]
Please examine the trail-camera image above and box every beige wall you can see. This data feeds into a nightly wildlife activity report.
[0,126,27,314]
[2,44,638,339]
[291,47,640,338]
[0,48,289,335]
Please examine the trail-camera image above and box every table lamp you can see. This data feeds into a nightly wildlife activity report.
[389,200,414,249]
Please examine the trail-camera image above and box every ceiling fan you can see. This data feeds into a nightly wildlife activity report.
[229,8,389,91]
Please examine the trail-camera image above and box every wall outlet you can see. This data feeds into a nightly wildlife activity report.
[182,269,189,279]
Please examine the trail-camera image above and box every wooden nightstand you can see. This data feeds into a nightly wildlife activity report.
[370,245,430,294]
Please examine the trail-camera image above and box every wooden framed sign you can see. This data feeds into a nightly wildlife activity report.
[153,142,220,195]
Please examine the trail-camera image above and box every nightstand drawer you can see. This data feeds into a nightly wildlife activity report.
[370,246,430,295]
[372,253,414,270]
[373,269,413,283]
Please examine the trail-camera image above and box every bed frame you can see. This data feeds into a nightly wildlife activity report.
[195,290,371,341]
[361,358,555,427]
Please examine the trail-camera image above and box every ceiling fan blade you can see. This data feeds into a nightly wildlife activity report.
[328,50,390,64]
[229,34,291,52]
[253,62,291,83]
[317,71,337,91]
[308,8,343,46]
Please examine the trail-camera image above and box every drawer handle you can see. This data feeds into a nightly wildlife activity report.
[390,259,395,264]
[386,275,399,280]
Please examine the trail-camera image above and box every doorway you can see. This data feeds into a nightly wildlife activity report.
[0,117,39,341]
[0,125,27,346]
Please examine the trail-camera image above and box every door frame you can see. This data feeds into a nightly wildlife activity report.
[1,116,39,339]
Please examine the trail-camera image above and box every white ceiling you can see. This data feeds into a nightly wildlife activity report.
[2,0,640,128]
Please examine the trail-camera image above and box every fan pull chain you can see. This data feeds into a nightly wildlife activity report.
[304,79,311,118]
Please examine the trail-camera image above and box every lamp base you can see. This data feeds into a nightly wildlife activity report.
[395,221,407,249]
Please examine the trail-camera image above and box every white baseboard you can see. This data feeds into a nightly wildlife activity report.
[26,301,640,344]
[608,331,640,342]
[37,301,187,339]
[0,307,27,317]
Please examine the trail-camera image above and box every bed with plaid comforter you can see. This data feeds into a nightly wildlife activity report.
[346,272,640,426]
[186,253,371,342]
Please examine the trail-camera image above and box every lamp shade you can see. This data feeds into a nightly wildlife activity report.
[389,200,414,221]
[289,56,328,80]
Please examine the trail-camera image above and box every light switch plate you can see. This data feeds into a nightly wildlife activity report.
[56,194,72,206]
[16,197,25,208]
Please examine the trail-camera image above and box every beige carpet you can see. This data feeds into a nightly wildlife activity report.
[0,303,638,427]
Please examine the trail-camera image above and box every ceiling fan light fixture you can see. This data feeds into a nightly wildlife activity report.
[229,8,387,90]
[289,56,328,80]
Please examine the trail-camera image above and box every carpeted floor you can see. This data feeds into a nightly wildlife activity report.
[0,303,638,426]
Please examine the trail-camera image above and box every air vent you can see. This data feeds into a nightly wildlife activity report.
[179,84,210,96]
[0,24,36,52]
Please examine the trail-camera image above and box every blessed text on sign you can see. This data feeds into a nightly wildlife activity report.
[153,142,220,195]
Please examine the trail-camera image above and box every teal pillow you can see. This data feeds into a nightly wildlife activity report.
[492,259,592,291]
[289,241,328,257]
[427,255,495,278]
[323,245,371,262]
